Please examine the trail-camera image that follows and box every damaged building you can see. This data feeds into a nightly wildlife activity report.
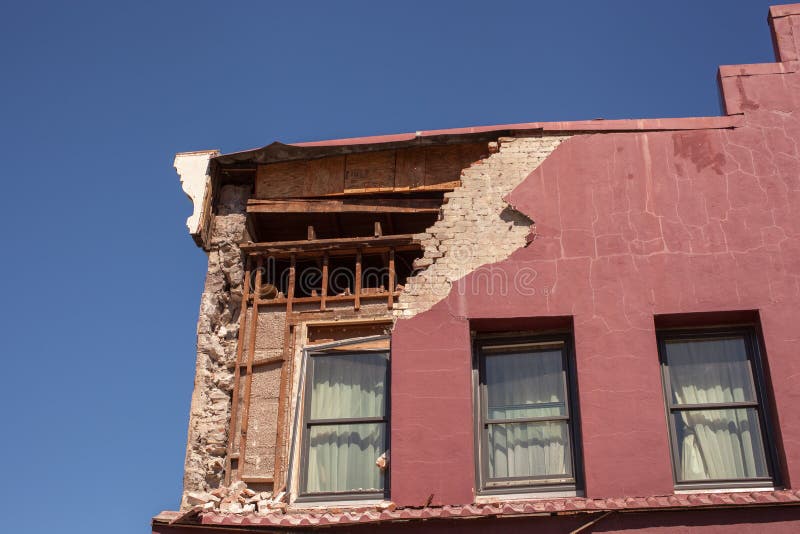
[155,4,800,532]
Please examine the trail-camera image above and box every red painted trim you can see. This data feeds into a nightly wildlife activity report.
[770,3,800,19]
[289,116,741,149]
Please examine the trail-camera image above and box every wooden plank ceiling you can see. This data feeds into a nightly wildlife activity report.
[255,143,487,199]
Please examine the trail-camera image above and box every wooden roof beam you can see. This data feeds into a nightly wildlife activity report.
[246,198,442,214]
[240,234,417,254]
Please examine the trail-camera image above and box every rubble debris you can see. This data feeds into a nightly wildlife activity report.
[377,501,397,511]
[376,451,388,471]
[182,480,397,517]
[185,491,220,506]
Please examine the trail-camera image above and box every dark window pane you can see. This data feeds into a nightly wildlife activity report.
[485,347,566,420]
[306,423,386,493]
[665,336,756,405]
[488,421,572,480]
[673,408,769,481]
[310,353,388,420]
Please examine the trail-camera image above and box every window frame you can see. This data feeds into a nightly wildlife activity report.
[657,326,780,490]
[296,337,391,502]
[473,332,583,495]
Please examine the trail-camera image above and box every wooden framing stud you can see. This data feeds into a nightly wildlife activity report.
[237,256,263,479]
[287,254,296,313]
[355,250,362,311]
[224,257,252,485]
[320,253,329,311]
[388,248,395,310]
[273,320,296,487]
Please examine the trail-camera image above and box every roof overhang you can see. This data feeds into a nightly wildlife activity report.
[213,115,741,167]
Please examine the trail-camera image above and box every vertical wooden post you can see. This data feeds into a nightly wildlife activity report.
[238,255,263,478]
[273,255,296,488]
[225,256,252,485]
[273,322,296,492]
[387,248,395,310]
[287,254,296,313]
[354,250,362,310]
[374,221,382,237]
[320,253,328,311]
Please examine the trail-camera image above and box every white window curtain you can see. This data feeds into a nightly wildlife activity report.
[485,348,571,479]
[305,353,387,493]
[666,337,769,481]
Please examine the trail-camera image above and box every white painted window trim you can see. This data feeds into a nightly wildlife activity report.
[475,489,583,503]
[290,498,388,510]
[674,486,776,494]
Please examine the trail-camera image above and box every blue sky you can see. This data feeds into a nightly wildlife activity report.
[0,1,780,532]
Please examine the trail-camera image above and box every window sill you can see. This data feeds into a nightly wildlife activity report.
[290,497,388,509]
[475,489,582,503]
[674,486,776,495]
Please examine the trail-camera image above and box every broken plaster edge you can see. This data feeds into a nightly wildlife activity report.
[393,134,570,321]
[175,150,220,238]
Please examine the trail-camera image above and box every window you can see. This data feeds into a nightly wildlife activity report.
[474,334,581,493]
[298,343,389,500]
[658,327,779,489]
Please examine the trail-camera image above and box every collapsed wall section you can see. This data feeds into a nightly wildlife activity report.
[178,136,569,508]
[395,135,569,318]
[182,185,249,506]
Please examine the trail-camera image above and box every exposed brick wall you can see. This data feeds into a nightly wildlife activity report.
[395,135,570,318]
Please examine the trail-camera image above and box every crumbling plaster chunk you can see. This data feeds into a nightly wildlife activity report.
[174,150,220,236]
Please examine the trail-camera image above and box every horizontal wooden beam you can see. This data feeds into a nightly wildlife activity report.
[247,197,442,214]
[257,292,401,307]
[221,167,257,173]
[240,234,416,254]
[250,244,419,260]
[240,355,285,368]
[241,476,274,484]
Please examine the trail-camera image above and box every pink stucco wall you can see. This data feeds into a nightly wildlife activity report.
[391,4,800,509]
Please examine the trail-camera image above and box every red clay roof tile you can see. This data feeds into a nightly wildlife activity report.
[182,490,800,529]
